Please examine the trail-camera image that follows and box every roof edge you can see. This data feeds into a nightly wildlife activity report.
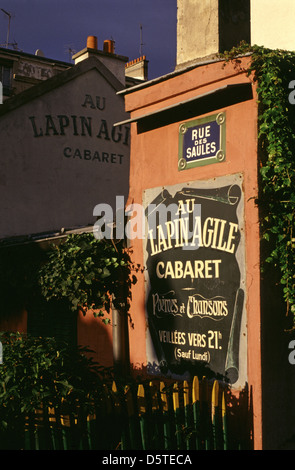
[0,224,96,248]
[117,52,253,96]
[0,55,126,117]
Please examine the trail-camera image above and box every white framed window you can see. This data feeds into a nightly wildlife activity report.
[0,63,12,95]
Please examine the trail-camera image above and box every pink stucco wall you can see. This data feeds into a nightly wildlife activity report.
[0,309,27,333]
[123,57,262,448]
[77,308,113,368]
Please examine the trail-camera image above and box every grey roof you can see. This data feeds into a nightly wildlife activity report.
[0,55,126,117]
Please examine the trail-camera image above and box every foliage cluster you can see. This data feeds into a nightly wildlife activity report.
[38,234,139,323]
[0,233,139,325]
[0,332,108,434]
[221,42,295,326]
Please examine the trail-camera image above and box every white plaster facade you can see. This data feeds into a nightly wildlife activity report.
[0,57,130,240]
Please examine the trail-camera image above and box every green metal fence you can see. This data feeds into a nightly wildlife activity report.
[1,376,253,450]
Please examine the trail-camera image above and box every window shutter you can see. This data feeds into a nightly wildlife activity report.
[27,298,77,348]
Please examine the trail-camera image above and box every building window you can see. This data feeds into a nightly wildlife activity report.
[27,298,77,349]
[0,63,12,96]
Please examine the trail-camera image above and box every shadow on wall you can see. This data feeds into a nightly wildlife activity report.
[0,309,27,333]
[77,309,113,368]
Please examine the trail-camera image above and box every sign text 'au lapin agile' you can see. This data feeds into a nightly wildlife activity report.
[144,175,246,385]
[28,94,130,165]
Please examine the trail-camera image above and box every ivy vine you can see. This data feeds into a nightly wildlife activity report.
[221,42,295,328]
[38,234,139,324]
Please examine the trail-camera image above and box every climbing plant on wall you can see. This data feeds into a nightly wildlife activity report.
[221,42,295,328]
[0,233,139,327]
[38,233,139,324]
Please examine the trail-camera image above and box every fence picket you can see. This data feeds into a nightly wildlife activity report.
[201,378,213,449]
[3,376,251,450]
[149,381,163,449]
[47,406,58,450]
[111,381,129,450]
[222,392,228,450]
[160,381,173,450]
[98,382,119,450]
[211,380,219,450]
[183,380,194,450]
[173,382,183,450]
[59,410,70,450]
[137,383,149,450]
[125,384,142,450]
[192,376,201,450]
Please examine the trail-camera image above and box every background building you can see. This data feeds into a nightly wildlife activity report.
[0,35,147,365]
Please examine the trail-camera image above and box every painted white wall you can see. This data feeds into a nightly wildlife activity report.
[0,66,130,239]
[176,0,295,69]
[251,0,295,50]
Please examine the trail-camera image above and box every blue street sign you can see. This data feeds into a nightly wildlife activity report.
[178,112,226,170]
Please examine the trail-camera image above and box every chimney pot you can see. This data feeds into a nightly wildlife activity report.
[87,35,98,50]
[125,55,148,81]
[103,39,115,54]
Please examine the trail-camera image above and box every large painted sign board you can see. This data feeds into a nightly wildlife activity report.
[143,174,247,386]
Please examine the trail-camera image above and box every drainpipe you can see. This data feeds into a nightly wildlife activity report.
[112,295,130,378]
[112,212,130,378]
[112,277,130,378]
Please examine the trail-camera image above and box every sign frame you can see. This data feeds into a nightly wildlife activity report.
[143,174,247,387]
[178,112,226,171]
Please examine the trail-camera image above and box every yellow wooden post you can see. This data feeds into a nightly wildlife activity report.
[173,382,179,410]
[192,376,201,449]
[212,380,219,449]
[211,380,219,422]
[160,381,168,412]
[137,384,146,415]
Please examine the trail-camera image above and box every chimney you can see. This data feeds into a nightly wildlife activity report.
[176,0,250,69]
[125,56,149,82]
[73,35,99,64]
[103,39,115,54]
[72,36,129,85]
[87,35,98,50]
